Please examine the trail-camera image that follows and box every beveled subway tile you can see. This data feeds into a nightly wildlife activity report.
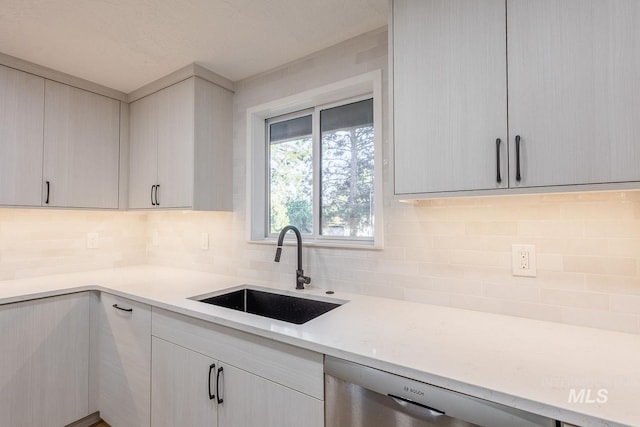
[541,289,609,310]
[610,295,640,315]
[465,221,518,236]
[518,220,584,238]
[564,256,637,276]
[584,220,640,238]
[482,283,541,303]
[403,288,453,306]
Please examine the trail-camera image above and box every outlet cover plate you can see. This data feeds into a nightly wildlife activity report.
[512,244,536,277]
[86,232,99,249]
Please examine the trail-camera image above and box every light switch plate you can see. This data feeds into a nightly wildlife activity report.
[200,233,209,250]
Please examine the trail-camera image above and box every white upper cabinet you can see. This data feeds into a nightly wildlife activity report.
[43,80,120,208]
[394,0,640,196]
[155,79,195,208]
[129,77,233,210]
[393,0,508,195]
[0,65,44,206]
[508,0,640,187]
[129,92,158,208]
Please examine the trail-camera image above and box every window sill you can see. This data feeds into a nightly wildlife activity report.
[248,238,383,251]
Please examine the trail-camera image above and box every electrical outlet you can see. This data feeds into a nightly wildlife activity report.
[519,250,529,269]
[512,244,536,277]
[86,232,99,249]
[152,230,160,247]
[200,233,209,250]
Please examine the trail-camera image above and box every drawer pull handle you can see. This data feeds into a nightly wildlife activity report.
[216,366,224,404]
[154,184,160,206]
[112,303,133,312]
[208,363,216,400]
[151,185,156,206]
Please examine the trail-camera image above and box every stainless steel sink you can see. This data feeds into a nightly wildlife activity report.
[191,285,345,325]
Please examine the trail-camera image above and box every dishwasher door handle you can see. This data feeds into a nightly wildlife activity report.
[389,394,446,416]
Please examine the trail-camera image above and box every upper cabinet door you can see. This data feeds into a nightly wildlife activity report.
[43,81,120,208]
[0,65,44,206]
[129,93,158,209]
[393,0,508,195]
[508,0,640,187]
[156,78,195,209]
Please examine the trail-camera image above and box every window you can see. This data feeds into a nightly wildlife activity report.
[247,71,382,247]
[267,99,375,241]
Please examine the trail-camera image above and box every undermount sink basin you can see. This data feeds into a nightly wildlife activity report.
[192,286,345,325]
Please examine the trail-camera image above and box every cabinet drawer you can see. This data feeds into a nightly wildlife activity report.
[151,307,324,399]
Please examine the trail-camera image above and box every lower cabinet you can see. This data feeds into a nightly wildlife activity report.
[151,308,324,427]
[217,362,323,427]
[151,337,218,427]
[0,293,90,427]
[1,291,323,427]
[97,293,151,427]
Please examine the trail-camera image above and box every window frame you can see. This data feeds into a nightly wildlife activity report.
[246,70,383,249]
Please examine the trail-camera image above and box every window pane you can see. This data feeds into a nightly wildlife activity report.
[320,99,374,238]
[269,115,313,235]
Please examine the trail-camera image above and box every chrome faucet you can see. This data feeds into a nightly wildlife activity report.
[274,225,311,290]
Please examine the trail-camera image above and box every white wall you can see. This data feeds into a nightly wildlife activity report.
[145,28,640,334]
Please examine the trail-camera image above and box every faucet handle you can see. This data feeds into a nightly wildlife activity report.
[299,275,311,285]
[296,270,311,289]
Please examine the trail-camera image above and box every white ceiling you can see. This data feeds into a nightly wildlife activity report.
[0,0,388,93]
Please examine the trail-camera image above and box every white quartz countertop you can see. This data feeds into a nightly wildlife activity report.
[0,265,638,427]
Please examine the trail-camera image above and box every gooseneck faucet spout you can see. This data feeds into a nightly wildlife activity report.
[274,225,311,290]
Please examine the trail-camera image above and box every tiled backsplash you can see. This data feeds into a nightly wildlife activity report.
[143,192,640,334]
[2,191,639,334]
[0,209,146,280]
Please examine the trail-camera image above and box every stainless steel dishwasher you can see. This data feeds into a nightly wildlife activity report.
[325,356,561,427]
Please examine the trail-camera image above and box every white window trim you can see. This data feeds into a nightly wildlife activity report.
[246,70,383,249]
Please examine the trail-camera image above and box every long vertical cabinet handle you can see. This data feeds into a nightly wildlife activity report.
[495,138,502,183]
[208,363,216,400]
[515,135,522,182]
[45,181,50,204]
[216,366,224,404]
[150,185,156,206]
[154,185,160,206]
